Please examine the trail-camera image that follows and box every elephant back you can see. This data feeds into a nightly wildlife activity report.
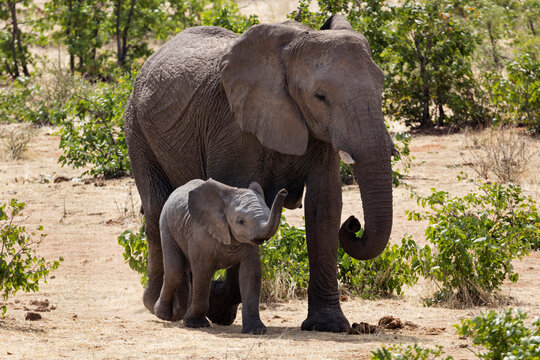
[131,27,239,133]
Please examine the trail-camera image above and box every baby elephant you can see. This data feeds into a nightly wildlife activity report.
[154,178,287,334]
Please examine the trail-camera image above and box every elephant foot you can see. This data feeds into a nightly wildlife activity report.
[154,299,172,321]
[143,278,163,314]
[301,307,350,333]
[207,303,239,326]
[207,280,240,326]
[242,320,267,335]
[184,316,210,328]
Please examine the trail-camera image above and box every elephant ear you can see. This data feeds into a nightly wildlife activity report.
[320,15,354,30]
[188,179,232,245]
[248,182,265,200]
[220,24,309,156]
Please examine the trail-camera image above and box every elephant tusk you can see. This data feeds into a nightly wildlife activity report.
[338,150,356,165]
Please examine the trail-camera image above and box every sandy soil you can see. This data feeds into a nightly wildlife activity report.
[0,124,539,359]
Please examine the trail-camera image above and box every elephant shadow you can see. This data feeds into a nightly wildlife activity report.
[157,321,425,345]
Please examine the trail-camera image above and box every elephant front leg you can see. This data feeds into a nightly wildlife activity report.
[301,154,350,332]
[183,265,213,328]
[239,247,266,334]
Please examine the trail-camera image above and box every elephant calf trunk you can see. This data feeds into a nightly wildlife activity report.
[253,189,288,242]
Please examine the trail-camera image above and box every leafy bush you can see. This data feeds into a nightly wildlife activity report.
[484,54,539,134]
[408,179,540,306]
[58,72,134,178]
[0,67,79,126]
[456,308,540,360]
[371,344,452,360]
[201,0,259,34]
[261,215,421,300]
[0,199,63,317]
[337,236,420,298]
[260,215,309,301]
[0,77,65,125]
[117,220,148,287]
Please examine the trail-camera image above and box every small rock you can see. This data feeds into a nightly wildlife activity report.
[340,295,349,302]
[25,312,42,321]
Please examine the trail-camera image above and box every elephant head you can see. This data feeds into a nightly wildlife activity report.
[188,179,288,246]
[220,15,393,260]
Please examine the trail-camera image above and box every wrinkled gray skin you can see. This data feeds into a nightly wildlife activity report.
[154,179,287,334]
[125,15,393,332]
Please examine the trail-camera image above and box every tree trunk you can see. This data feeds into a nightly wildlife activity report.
[529,19,536,36]
[121,0,136,68]
[438,102,445,125]
[116,0,136,68]
[6,0,30,78]
[415,36,432,128]
[487,21,500,66]
[67,0,74,72]
[115,0,122,65]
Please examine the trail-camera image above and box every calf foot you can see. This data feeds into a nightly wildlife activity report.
[184,316,210,328]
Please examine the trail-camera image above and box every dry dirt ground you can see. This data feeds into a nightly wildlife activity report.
[0,123,539,359]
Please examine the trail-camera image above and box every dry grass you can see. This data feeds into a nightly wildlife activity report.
[260,269,306,303]
[1,124,36,160]
[462,127,536,183]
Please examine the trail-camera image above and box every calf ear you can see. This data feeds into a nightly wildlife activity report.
[188,179,232,245]
[248,182,265,199]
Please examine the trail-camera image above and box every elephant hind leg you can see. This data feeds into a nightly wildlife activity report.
[207,265,241,326]
[155,230,187,321]
[126,117,174,314]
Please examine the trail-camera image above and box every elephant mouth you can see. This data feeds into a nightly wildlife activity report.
[251,238,266,245]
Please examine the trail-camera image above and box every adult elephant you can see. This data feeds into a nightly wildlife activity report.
[124,15,393,332]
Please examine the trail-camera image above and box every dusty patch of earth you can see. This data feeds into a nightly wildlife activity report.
[0,124,539,359]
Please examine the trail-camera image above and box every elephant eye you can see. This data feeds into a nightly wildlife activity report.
[237,218,245,226]
[315,92,327,103]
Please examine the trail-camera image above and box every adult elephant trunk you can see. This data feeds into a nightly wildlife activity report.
[253,189,288,242]
[339,153,393,260]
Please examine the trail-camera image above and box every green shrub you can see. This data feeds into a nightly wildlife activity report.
[201,0,259,34]
[408,179,539,306]
[58,72,134,178]
[261,215,421,300]
[337,235,420,298]
[371,344,453,360]
[485,53,539,135]
[117,220,148,287]
[0,77,67,125]
[0,199,63,317]
[260,215,309,301]
[456,308,540,360]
